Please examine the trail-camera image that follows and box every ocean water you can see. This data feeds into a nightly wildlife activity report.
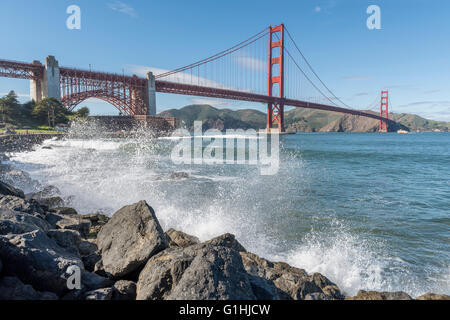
[5,130,450,297]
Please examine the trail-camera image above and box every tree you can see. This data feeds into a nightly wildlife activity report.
[0,91,20,124]
[32,98,70,127]
[74,106,90,118]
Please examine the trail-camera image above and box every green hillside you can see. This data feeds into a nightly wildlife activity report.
[159,104,450,132]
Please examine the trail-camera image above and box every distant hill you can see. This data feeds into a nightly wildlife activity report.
[159,105,450,132]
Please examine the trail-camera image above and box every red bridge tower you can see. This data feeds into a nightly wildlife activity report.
[267,24,285,133]
[379,90,389,132]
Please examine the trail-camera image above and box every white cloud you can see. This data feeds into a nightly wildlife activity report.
[315,6,321,12]
[107,1,137,18]
[237,57,266,71]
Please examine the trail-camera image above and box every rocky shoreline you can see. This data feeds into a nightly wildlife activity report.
[0,142,449,300]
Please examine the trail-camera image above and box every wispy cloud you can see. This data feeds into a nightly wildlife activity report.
[237,57,266,71]
[107,1,137,18]
[314,6,322,13]
[190,98,230,107]
[342,76,370,81]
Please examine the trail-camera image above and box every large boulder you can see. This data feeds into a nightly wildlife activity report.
[416,293,450,300]
[0,181,25,199]
[240,252,344,300]
[97,201,168,278]
[0,276,58,300]
[347,290,413,300]
[0,229,83,296]
[0,209,51,235]
[136,243,256,300]
[166,228,200,248]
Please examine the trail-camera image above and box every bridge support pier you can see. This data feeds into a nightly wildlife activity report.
[146,72,156,115]
[30,56,61,104]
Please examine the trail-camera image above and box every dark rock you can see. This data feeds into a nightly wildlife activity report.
[136,244,256,300]
[0,180,25,198]
[169,172,189,180]
[416,293,450,300]
[166,228,200,248]
[112,280,137,300]
[82,252,102,272]
[47,229,81,255]
[54,207,79,216]
[45,212,91,238]
[84,287,113,300]
[204,233,247,253]
[0,276,58,300]
[77,240,101,272]
[35,197,65,210]
[81,270,114,291]
[97,201,168,278]
[0,257,2,274]
[83,213,109,238]
[0,195,44,216]
[0,229,83,296]
[0,209,51,235]
[240,252,344,300]
[347,290,413,300]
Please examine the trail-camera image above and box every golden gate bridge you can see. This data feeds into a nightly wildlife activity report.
[0,24,391,132]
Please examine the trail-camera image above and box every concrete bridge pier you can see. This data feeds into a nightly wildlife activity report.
[146,71,156,115]
[30,56,61,104]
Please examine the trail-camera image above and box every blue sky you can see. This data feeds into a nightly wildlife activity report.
[0,0,449,121]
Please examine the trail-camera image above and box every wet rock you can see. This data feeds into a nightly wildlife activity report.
[47,229,81,255]
[0,195,44,216]
[54,207,78,216]
[136,243,256,300]
[97,201,168,278]
[45,212,91,238]
[166,228,200,248]
[0,180,25,198]
[0,169,40,192]
[240,252,344,300]
[83,213,109,238]
[169,172,189,180]
[347,290,413,300]
[35,197,65,210]
[0,229,83,296]
[0,209,51,235]
[112,280,137,300]
[416,293,450,300]
[0,276,58,300]
[84,287,113,300]
[205,233,247,253]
